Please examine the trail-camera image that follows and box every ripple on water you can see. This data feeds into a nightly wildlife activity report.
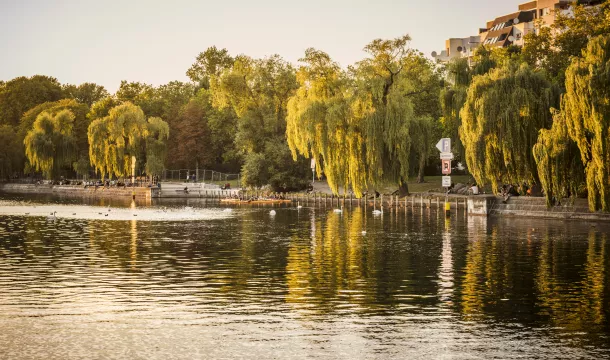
[0,200,608,359]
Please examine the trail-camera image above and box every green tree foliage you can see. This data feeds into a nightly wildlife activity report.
[187,46,234,90]
[533,110,585,207]
[0,75,63,126]
[87,96,121,121]
[145,116,170,177]
[62,83,109,106]
[168,89,239,171]
[19,99,90,176]
[213,55,309,191]
[439,47,501,163]
[561,35,610,211]
[522,1,610,82]
[286,48,358,195]
[88,102,169,179]
[460,62,560,192]
[24,110,77,179]
[288,36,441,196]
[0,125,23,179]
[352,35,417,196]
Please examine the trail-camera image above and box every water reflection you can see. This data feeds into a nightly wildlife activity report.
[0,195,609,358]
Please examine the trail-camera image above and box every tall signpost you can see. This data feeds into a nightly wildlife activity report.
[436,138,453,215]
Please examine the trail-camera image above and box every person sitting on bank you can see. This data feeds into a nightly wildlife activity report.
[468,183,479,195]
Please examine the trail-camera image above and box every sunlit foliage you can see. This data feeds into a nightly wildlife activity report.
[24,110,77,178]
[460,62,560,192]
[88,102,169,179]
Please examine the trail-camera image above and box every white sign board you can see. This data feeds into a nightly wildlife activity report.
[439,152,454,160]
[436,138,451,153]
[310,158,316,170]
[442,176,451,188]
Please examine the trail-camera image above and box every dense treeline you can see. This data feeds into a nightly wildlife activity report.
[1,1,609,206]
[448,1,610,211]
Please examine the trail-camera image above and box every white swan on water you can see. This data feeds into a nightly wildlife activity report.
[269,210,277,216]
[46,211,57,221]
[334,205,344,214]
[297,202,302,209]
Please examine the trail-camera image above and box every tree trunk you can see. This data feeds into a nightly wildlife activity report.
[417,155,426,184]
[398,177,409,197]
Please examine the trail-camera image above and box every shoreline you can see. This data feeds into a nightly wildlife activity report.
[1,183,609,222]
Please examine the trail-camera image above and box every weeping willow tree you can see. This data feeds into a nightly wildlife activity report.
[88,102,168,180]
[145,116,170,178]
[286,48,365,196]
[288,35,437,197]
[440,48,499,163]
[24,109,77,179]
[19,99,91,177]
[533,110,585,207]
[440,58,470,162]
[561,35,610,212]
[460,62,560,193]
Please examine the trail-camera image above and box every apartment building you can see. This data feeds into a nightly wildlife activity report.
[432,0,600,63]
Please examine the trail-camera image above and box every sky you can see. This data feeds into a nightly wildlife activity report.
[0,0,519,92]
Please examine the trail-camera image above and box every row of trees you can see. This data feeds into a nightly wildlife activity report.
[1,1,608,208]
[0,37,443,192]
[448,2,610,211]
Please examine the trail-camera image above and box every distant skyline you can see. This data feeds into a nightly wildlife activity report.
[0,0,520,92]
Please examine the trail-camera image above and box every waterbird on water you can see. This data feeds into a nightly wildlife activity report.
[372,209,383,215]
[269,210,277,216]
[46,211,57,221]
[334,205,344,214]
[297,202,302,209]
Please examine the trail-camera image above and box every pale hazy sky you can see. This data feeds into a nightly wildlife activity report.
[0,0,519,92]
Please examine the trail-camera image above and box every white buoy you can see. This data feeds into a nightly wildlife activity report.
[269,210,277,216]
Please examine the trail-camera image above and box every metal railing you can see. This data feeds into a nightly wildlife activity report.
[162,169,240,187]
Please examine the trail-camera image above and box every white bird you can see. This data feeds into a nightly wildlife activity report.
[334,205,344,214]
[269,210,277,216]
[372,209,383,215]
[297,202,303,209]
[362,230,367,235]
[46,211,57,221]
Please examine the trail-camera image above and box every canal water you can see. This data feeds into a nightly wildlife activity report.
[0,194,608,359]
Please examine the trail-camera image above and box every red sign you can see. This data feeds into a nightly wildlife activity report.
[442,159,452,175]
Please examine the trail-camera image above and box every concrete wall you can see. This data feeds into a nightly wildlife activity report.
[0,184,151,198]
[468,195,610,222]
